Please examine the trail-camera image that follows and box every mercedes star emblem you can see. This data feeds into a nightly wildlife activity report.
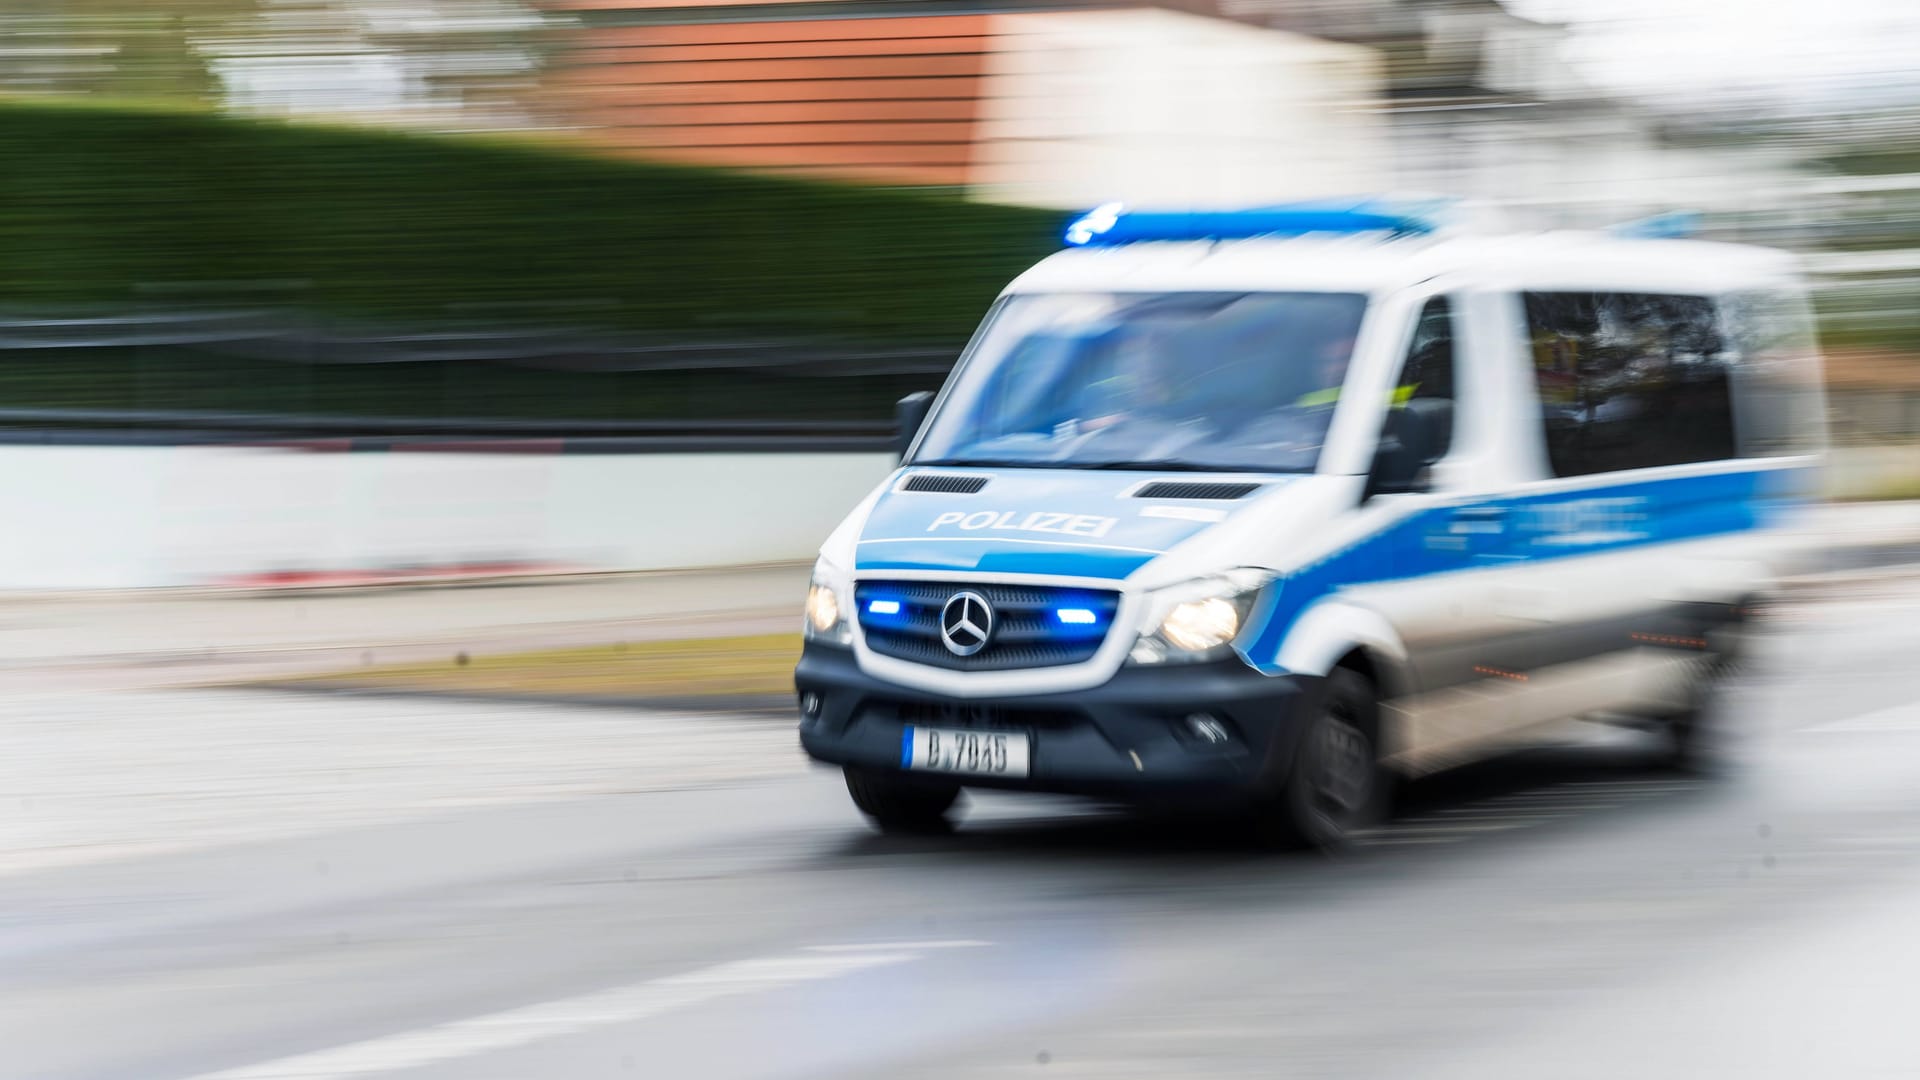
[939,591,994,657]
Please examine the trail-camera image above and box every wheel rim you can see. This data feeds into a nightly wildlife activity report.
[1311,704,1373,820]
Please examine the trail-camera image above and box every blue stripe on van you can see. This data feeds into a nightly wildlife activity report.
[856,541,1154,580]
[1239,465,1803,672]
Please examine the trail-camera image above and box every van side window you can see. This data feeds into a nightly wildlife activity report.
[1524,292,1736,477]
[1396,296,1456,454]
[1382,294,1451,463]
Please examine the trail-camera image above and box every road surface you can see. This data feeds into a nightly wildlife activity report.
[2,574,1920,1079]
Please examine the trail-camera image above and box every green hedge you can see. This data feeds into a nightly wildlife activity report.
[0,101,1063,346]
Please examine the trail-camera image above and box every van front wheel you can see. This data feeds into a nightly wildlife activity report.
[844,767,961,833]
[1249,668,1385,849]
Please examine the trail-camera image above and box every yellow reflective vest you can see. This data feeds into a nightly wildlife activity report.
[1293,384,1418,409]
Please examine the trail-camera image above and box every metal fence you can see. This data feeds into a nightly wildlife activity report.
[0,308,951,447]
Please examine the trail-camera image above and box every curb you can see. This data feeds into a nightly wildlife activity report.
[240,682,797,717]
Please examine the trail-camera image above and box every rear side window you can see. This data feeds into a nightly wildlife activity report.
[1721,288,1825,457]
[1524,292,1737,477]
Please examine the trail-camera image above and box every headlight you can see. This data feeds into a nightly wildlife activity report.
[802,560,853,647]
[1129,570,1273,665]
[1161,596,1242,652]
[805,583,840,633]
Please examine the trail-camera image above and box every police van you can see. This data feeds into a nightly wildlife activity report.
[796,200,1826,847]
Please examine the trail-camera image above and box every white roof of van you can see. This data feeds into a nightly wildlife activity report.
[1004,231,1803,298]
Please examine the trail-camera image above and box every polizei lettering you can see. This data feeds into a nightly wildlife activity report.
[928,509,1118,539]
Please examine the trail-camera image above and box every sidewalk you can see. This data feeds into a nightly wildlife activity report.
[0,563,809,693]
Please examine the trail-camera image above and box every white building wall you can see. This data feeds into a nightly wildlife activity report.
[971,9,1389,210]
[0,447,893,591]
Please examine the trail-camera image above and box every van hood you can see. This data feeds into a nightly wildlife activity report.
[853,469,1289,580]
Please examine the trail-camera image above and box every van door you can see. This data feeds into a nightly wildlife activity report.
[1344,291,1566,769]
[1486,291,1758,707]
[1342,288,1767,773]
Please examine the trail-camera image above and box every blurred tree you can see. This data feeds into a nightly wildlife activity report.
[0,1,558,128]
[206,0,557,128]
[0,0,262,103]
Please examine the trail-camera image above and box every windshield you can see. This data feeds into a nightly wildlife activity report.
[912,291,1369,472]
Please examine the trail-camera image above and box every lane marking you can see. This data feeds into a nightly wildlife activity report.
[181,944,964,1080]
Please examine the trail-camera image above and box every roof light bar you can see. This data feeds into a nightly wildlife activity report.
[1063,197,1451,248]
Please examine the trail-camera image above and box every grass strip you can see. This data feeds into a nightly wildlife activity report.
[282,633,801,702]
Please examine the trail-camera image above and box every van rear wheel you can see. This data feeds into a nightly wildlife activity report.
[1248,668,1385,850]
[1660,655,1741,775]
[1658,603,1753,775]
[844,767,961,833]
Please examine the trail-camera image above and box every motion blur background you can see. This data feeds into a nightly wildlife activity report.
[0,0,1915,584]
[5,6,1920,1080]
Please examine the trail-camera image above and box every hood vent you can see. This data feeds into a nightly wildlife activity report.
[900,473,990,494]
[1133,481,1260,501]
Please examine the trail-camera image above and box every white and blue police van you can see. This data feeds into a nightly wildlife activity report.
[796,200,1826,847]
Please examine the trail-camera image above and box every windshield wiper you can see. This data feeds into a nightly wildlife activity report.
[907,457,1054,469]
[1072,460,1303,473]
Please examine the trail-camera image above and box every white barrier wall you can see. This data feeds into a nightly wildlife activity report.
[0,446,896,590]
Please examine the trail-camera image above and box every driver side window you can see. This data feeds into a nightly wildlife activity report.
[1400,296,1457,458]
[1367,296,1459,496]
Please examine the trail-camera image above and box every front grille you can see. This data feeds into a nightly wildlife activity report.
[879,699,1081,731]
[899,473,991,494]
[1133,481,1260,500]
[855,580,1121,671]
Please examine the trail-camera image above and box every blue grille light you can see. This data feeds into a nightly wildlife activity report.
[867,599,902,616]
[1056,607,1099,625]
[1063,197,1449,248]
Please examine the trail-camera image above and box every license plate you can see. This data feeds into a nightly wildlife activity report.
[902,726,1031,778]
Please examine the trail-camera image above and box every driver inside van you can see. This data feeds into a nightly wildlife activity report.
[1293,331,1358,410]
[1067,328,1187,435]
[1055,306,1384,456]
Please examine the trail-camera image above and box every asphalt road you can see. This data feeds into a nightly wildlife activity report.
[5,576,1920,1080]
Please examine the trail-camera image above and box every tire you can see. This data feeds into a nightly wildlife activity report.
[1661,654,1740,775]
[1659,604,1753,775]
[1247,668,1387,850]
[844,767,962,833]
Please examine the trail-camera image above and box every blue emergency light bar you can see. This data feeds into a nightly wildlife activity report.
[1063,198,1450,248]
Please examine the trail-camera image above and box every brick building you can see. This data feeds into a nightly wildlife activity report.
[547,0,1388,207]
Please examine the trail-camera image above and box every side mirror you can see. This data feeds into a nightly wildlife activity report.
[894,391,935,461]
[1366,399,1452,498]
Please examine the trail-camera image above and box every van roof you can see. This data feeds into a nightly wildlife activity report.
[1004,231,1803,299]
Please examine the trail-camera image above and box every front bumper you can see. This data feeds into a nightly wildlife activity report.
[795,644,1317,802]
